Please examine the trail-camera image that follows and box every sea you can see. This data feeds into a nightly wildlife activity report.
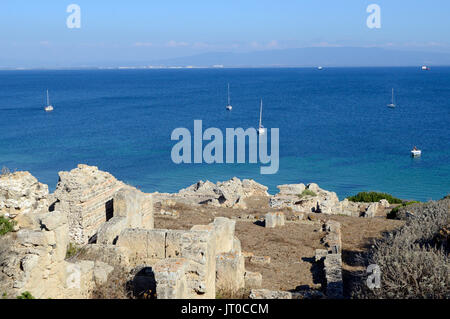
[0,67,449,201]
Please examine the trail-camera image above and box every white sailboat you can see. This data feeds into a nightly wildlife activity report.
[258,99,266,135]
[387,88,395,108]
[44,89,54,112]
[226,83,232,111]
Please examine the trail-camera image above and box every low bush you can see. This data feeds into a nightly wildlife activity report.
[387,201,421,219]
[347,191,402,204]
[0,217,15,236]
[351,199,449,299]
[65,243,81,259]
[16,291,35,299]
[298,189,317,198]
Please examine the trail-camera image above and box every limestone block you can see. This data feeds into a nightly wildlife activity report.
[216,252,245,292]
[364,203,379,218]
[379,199,390,207]
[64,260,95,297]
[265,212,285,228]
[244,271,262,289]
[324,254,343,299]
[166,229,216,298]
[16,229,49,247]
[93,261,114,285]
[113,187,154,229]
[97,216,127,244]
[116,228,166,266]
[39,210,68,231]
[249,256,271,265]
[277,183,306,195]
[315,249,328,262]
[80,244,130,268]
[232,236,242,254]
[154,258,189,299]
[249,289,292,299]
[211,217,235,254]
[52,224,69,262]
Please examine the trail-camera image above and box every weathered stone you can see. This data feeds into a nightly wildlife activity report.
[175,177,268,208]
[96,216,127,245]
[212,217,235,254]
[79,244,130,268]
[93,261,114,285]
[154,258,189,299]
[53,164,124,244]
[364,203,379,218]
[265,212,285,228]
[113,187,154,229]
[244,271,262,288]
[249,289,292,299]
[0,171,49,218]
[315,249,328,262]
[38,210,68,231]
[379,199,390,207]
[165,229,216,298]
[116,228,166,265]
[277,183,306,196]
[324,254,343,299]
[216,252,245,292]
[249,256,271,265]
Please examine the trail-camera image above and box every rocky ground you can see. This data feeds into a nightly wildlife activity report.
[154,194,404,297]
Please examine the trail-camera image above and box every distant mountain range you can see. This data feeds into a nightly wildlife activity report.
[150,47,450,67]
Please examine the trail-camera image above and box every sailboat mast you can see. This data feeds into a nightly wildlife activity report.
[259,99,263,127]
[227,83,230,105]
[47,89,49,106]
[392,88,394,104]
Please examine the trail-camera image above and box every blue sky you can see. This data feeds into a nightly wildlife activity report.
[0,0,449,67]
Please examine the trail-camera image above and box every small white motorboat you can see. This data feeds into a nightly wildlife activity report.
[257,99,266,135]
[225,83,232,111]
[421,65,429,71]
[44,89,54,112]
[411,148,421,157]
[317,66,323,70]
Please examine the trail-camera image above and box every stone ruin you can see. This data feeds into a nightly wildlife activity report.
[156,177,269,209]
[270,182,390,218]
[0,166,394,299]
[0,164,257,299]
[315,220,344,299]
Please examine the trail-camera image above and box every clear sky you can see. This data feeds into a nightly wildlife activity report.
[1,0,449,67]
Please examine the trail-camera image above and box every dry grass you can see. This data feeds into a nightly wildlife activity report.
[91,266,132,299]
[351,199,449,299]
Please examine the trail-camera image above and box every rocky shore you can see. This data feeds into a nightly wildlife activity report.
[0,164,432,299]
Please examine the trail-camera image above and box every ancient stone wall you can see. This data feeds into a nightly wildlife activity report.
[53,164,125,245]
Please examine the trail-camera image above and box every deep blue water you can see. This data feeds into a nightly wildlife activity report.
[0,68,449,201]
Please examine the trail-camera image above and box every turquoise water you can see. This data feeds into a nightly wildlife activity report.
[0,68,449,201]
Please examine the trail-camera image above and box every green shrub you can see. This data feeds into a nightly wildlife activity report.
[65,243,81,259]
[387,201,421,219]
[0,217,15,236]
[16,291,35,299]
[347,191,402,204]
[298,189,317,198]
